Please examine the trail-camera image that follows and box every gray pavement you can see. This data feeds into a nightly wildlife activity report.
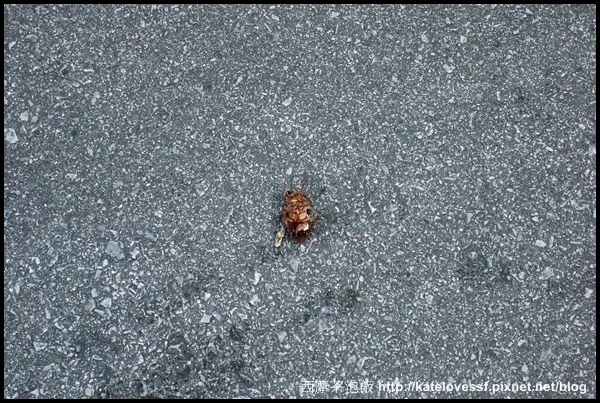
[4,4,596,398]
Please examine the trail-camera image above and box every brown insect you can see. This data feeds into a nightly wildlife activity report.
[281,184,317,244]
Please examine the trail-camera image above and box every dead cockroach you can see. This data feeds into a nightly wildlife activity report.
[281,184,317,244]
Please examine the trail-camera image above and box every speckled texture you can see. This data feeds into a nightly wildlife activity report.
[4,4,596,398]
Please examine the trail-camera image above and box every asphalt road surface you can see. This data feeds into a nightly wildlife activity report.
[4,4,596,398]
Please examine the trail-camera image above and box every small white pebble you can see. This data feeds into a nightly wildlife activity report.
[101,297,112,308]
[249,294,260,305]
[367,201,377,214]
[443,64,456,73]
[254,271,261,285]
[83,299,96,313]
[4,128,18,144]
[33,341,47,351]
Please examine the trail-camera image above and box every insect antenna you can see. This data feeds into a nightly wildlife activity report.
[300,170,310,192]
